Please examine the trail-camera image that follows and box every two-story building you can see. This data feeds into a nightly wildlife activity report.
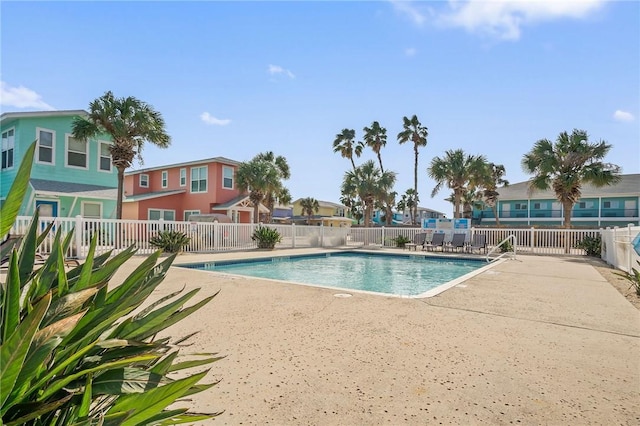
[473,174,640,227]
[123,157,268,223]
[291,199,353,227]
[0,110,117,219]
[373,206,446,225]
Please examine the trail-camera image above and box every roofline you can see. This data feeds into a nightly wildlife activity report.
[1,110,87,124]
[123,189,186,202]
[125,156,241,174]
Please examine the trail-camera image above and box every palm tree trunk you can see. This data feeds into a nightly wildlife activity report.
[413,146,418,225]
[116,166,125,219]
[454,190,462,219]
[493,204,500,226]
[253,204,260,224]
[562,200,573,229]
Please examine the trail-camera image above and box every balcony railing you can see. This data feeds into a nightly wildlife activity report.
[479,208,638,220]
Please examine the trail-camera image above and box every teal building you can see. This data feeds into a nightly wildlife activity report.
[1,110,117,219]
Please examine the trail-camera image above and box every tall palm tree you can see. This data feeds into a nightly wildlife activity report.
[397,115,428,225]
[397,188,419,225]
[341,160,396,227]
[254,151,291,222]
[428,149,487,219]
[482,163,509,226]
[522,129,621,228]
[299,197,320,225]
[333,128,363,170]
[363,121,387,172]
[72,91,170,219]
[236,158,280,223]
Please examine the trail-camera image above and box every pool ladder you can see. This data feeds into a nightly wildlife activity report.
[485,234,517,263]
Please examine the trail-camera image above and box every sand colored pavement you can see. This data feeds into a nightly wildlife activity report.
[112,250,640,425]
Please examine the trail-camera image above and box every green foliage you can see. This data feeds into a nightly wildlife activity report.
[251,226,282,249]
[615,261,640,296]
[393,235,411,248]
[500,239,513,253]
[1,143,221,424]
[575,235,602,257]
[150,230,191,253]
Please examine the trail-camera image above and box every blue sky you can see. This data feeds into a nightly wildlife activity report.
[2,0,638,216]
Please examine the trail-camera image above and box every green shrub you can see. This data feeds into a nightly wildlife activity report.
[500,239,513,253]
[251,226,282,249]
[615,260,640,297]
[1,142,221,424]
[150,230,191,253]
[393,235,411,248]
[575,234,602,257]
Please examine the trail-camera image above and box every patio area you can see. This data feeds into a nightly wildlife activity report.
[111,249,640,425]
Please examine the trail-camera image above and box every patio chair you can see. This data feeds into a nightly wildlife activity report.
[1,234,23,267]
[423,232,445,251]
[444,233,467,252]
[405,233,427,251]
[467,234,487,254]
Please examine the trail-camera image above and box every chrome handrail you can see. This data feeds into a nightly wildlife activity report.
[486,234,517,263]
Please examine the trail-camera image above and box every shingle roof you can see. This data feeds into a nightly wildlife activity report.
[1,110,87,124]
[123,189,186,202]
[30,179,117,199]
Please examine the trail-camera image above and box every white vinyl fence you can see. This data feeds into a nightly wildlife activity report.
[10,215,637,269]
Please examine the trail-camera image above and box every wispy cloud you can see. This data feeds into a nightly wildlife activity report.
[268,64,295,79]
[390,0,427,25]
[200,112,231,126]
[404,47,417,57]
[613,110,635,122]
[0,81,55,110]
[435,0,606,41]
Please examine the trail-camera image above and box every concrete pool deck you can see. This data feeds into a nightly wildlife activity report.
[111,248,640,425]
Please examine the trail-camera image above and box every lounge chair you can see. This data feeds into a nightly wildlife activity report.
[467,234,487,254]
[1,234,23,267]
[444,233,467,252]
[405,233,426,251]
[423,232,445,251]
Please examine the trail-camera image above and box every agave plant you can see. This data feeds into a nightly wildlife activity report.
[1,142,222,425]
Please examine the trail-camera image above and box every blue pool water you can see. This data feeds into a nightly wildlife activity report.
[177,252,485,297]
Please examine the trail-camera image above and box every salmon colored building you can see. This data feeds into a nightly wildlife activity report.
[123,157,267,223]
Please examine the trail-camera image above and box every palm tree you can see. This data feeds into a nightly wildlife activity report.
[341,160,396,227]
[363,121,387,172]
[254,151,291,222]
[333,128,363,170]
[397,115,428,225]
[340,195,363,225]
[397,188,419,225]
[482,163,509,226]
[428,149,487,219]
[236,157,280,223]
[299,197,320,224]
[72,91,170,219]
[522,129,621,228]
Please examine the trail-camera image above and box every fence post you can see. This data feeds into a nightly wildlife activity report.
[74,215,83,259]
[381,226,385,247]
[291,223,296,248]
[320,223,324,247]
[213,221,219,252]
[530,227,535,253]
[159,218,165,232]
[628,223,633,273]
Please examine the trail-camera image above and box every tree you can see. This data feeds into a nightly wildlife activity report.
[482,163,509,226]
[363,121,395,224]
[72,91,170,219]
[397,188,419,225]
[341,160,396,227]
[254,151,291,222]
[340,195,363,225]
[428,149,487,219]
[522,129,621,228]
[300,197,320,224]
[332,128,363,170]
[397,115,428,225]
[236,157,279,223]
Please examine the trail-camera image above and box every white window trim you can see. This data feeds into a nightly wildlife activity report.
[148,208,176,221]
[222,165,234,189]
[161,170,168,188]
[81,201,103,218]
[140,174,149,188]
[184,210,201,221]
[64,133,89,170]
[36,127,56,165]
[98,141,112,173]
[1,127,15,170]
[190,165,208,193]
[179,168,187,187]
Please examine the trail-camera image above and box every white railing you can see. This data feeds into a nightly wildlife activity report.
[11,216,637,264]
[485,234,517,263]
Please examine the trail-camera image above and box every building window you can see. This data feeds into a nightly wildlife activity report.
[161,170,168,188]
[180,168,186,187]
[140,174,149,188]
[514,203,528,210]
[578,202,586,209]
[1,128,14,169]
[66,134,88,168]
[222,166,234,189]
[191,166,207,193]
[184,210,200,221]
[99,142,112,172]
[148,209,175,221]
[82,202,102,219]
[36,128,55,164]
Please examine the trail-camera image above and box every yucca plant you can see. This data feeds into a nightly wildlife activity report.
[149,230,191,253]
[1,142,222,425]
[615,260,640,297]
[251,226,282,250]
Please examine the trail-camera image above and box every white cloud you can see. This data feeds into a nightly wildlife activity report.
[436,0,606,41]
[613,110,635,122]
[268,64,295,79]
[405,47,418,57]
[0,81,55,110]
[390,0,427,25]
[200,112,231,126]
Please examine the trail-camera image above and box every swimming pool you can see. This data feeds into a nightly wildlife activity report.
[177,251,491,297]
